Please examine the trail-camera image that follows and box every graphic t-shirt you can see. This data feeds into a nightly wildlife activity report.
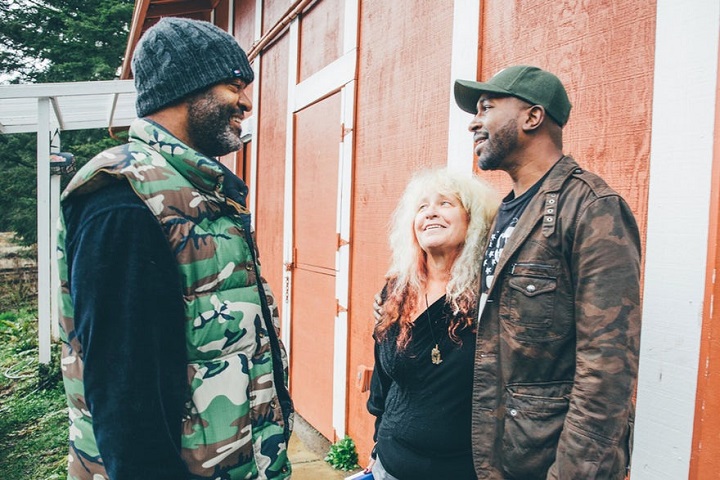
[479,174,548,316]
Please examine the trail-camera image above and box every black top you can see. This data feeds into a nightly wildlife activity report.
[367,295,477,479]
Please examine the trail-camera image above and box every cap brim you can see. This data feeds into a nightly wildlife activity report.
[453,79,512,114]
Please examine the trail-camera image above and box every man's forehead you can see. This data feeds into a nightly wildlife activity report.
[478,92,506,102]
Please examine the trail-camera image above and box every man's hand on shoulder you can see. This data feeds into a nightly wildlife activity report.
[373,292,383,323]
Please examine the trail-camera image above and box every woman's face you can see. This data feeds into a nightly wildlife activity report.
[413,191,469,256]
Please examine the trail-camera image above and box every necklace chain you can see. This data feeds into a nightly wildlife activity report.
[424,294,443,365]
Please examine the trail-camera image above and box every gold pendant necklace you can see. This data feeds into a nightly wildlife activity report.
[425,294,443,365]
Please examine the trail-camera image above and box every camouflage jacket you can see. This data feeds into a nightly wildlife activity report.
[473,156,641,479]
[58,118,293,479]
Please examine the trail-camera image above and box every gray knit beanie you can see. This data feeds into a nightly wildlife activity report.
[131,17,254,117]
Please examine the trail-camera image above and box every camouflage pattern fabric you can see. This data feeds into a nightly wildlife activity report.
[58,118,292,479]
[472,156,641,479]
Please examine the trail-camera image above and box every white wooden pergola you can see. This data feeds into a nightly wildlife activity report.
[0,80,137,363]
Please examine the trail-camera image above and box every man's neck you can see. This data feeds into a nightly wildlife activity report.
[508,149,563,197]
[145,105,193,149]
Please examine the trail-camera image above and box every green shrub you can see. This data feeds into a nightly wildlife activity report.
[324,436,360,471]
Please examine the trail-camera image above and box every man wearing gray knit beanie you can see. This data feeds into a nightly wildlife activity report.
[132,16,256,157]
[57,17,294,480]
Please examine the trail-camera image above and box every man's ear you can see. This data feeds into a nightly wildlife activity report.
[522,105,546,132]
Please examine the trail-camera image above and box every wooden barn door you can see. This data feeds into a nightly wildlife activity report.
[281,0,357,442]
[290,92,342,440]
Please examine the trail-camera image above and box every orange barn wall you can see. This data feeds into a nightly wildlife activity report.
[347,0,456,462]
[255,31,290,313]
[477,0,656,247]
[690,45,720,479]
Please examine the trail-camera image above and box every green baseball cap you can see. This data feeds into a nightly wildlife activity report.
[454,65,572,126]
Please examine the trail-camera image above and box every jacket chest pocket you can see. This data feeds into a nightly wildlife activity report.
[501,262,571,342]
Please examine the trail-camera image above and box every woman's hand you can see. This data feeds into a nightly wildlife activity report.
[364,456,376,474]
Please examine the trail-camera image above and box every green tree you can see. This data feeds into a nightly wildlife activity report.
[0,0,134,244]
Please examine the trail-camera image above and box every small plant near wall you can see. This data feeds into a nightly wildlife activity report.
[324,436,360,471]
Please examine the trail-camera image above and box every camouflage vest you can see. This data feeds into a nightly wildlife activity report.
[57,119,292,480]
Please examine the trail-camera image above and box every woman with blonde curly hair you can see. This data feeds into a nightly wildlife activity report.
[366,167,499,480]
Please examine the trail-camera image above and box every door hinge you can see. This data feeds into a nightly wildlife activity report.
[336,299,347,315]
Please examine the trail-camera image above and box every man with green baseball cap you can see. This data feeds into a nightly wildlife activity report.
[454,65,572,126]
[453,66,641,479]
[455,65,572,127]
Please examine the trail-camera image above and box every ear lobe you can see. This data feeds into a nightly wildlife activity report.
[523,105,545,132]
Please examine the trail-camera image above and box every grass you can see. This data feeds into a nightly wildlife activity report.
[0,279,67,480]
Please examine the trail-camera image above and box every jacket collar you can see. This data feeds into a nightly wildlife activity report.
[130,118,225,195]
[537,155,579,195]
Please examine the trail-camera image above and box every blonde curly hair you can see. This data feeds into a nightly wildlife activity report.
[376,167,499,350]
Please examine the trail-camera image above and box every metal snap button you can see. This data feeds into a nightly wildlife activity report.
[526,284,536,293]
[509,408,518,416]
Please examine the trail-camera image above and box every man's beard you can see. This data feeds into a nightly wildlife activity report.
[186,90,243,158]
[477,119,518,171]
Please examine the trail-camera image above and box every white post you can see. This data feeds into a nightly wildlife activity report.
[36,97,51,364]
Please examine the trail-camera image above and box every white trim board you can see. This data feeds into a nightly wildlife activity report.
[632,1,720,478]
[446,0,480,173]
[281,18,300,364]
[293,51,356,113]
[331,0,359,440]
